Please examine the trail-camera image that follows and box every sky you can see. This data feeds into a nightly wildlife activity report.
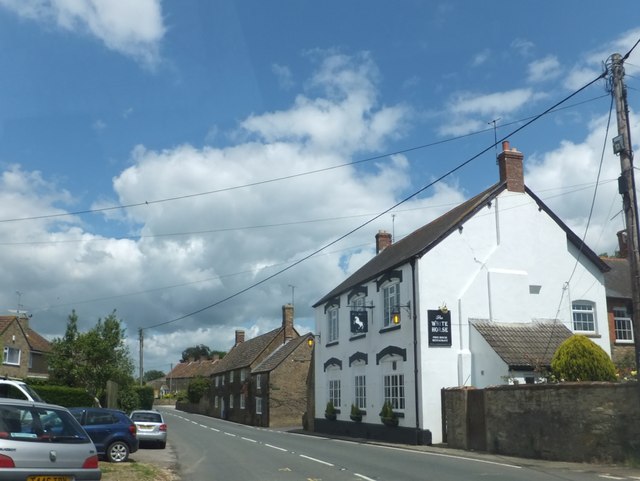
[0,0,639,377]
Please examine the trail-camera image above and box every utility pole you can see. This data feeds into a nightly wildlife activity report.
[610,53,640,376]
[139,328,144,386]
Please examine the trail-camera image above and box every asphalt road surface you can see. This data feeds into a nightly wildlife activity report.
[144,407,640,481]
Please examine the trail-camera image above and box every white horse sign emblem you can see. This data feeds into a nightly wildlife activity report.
[350,310,368,333]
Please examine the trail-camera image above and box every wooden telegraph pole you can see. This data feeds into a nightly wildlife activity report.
[610,53,640,375]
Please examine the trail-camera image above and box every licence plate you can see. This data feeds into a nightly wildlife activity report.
[27,476,71,481]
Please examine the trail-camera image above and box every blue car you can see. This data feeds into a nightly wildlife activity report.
[69,407,139,463]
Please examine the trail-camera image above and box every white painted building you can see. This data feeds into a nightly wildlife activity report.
[312,142,611,445]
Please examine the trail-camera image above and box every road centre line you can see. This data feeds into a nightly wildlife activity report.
[299,454,334,466]
[354,474,376,481]
[199,424,207,428]
[242,437,257,442]
[371,444,522,469]
[224,432,237,437]
[265,444,288,452]
[210,427,220,432]
[599,476,625,480]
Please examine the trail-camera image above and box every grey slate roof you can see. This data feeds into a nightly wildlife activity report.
[252,333,313,374]
[602,257,631,299]
[472,321,572,370]
[212,328,281,374]
[314,181,609,307]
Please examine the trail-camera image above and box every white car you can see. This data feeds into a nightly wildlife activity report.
[0,379,44,402]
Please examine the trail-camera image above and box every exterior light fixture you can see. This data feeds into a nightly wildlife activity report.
[307,337,314,347]
[391,309,401,324]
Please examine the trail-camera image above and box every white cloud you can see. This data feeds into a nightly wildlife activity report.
[272,63,294,90]
[511,38,535,57]
[0,0,165,66]
[0,52,455,373]
[472,49,491,67]
[527,55,561,83]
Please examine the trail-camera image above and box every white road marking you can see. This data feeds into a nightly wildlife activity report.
[371,444,522,469]
[209,427,220,432]
[599,476,625,480]
[224,432,236,437]
[354,474,376,481]
[299,454,334,466]
[265,444,288,452]
[242,437,257,443]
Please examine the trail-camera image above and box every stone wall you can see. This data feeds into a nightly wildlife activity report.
[443,383,640,463]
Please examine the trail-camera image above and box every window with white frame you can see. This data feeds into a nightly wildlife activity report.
[614,306,634,342]
[328,379,341,408]
[383,283,400,327]
[230,370,234,383]
[383,373,405,410]
[221,374,225,385]
[214,396,219,408]
[256,373,262,391]
[354,375,366,410]
[328,307,339,343]
[240,393,246,409]
[3,347,20,366]
[572,301,595,332]
[229,394,234,409]
[240,369,246,382]
[256,397,262,415]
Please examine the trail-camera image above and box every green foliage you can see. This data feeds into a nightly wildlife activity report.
[143,370,165,382]
[325,401,336,414]
[379,400,395,419]
[175,390,187,402]
[187,376,211,403]
[181,344,212,362]
[551,335,617,382]
[31,385,97,407]
[48,310,135,400]
[135,385,155,409]
[118,386,140,413]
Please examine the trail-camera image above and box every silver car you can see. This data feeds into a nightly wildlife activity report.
[129,410,167,448]
[0,399,101,480]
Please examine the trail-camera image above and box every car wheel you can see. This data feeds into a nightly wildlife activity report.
[106,441,130,463]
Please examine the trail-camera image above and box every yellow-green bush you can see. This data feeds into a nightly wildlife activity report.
[551,335,616,382]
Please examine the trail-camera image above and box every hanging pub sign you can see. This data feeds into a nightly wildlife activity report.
[428,309,451,346]
[350,310,368,334]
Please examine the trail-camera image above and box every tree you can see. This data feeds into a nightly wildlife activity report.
[551,335,617,382]
[143,370,166,382]
[49,310,135,401]
[181,344,212,362]
[187,376,211,403]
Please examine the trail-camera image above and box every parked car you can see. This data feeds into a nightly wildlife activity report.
[0,398,101,480]
[69,407,138,463]
[129,410,167,448]
[0,378,44,402]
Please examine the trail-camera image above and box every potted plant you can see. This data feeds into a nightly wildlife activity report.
[379,400,398,427]
[350,403,363,422]
[324,401,337,421]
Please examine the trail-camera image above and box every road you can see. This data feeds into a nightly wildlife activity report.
[153,407,640,481]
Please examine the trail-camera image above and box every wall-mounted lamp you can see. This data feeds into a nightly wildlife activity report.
[307,334,320,347]
[391,301,411,324]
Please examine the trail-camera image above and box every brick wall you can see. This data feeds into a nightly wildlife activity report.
[1,324,30,378]
[443,383,640,463]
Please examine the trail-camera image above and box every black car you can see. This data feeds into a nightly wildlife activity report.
[69,407,139,463]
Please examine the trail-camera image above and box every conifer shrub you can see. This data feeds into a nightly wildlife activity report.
[551,335,617,382]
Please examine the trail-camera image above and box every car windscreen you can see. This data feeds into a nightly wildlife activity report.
[0,405,90,444]
[131,412,162,423]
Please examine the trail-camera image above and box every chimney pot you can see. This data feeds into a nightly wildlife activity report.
[502,140,510,152]
[235,329,245,346]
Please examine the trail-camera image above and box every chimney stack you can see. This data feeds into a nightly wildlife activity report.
[282,304,294,341]
[498,141,525,193]
[376,230,392,254]
[235,330,245,346]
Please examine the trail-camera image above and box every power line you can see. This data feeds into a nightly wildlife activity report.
[141,69,608,331]
[0,96,609,226]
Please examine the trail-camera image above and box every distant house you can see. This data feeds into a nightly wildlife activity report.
[312,142,611,445]
[602,231,636,369]
[210,304,313,427]
[166,357,220,394]
[0,315,51,379]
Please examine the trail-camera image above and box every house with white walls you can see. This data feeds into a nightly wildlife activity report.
[311,142,611,445]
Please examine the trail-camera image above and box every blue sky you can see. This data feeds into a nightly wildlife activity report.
[0,0,638,375]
